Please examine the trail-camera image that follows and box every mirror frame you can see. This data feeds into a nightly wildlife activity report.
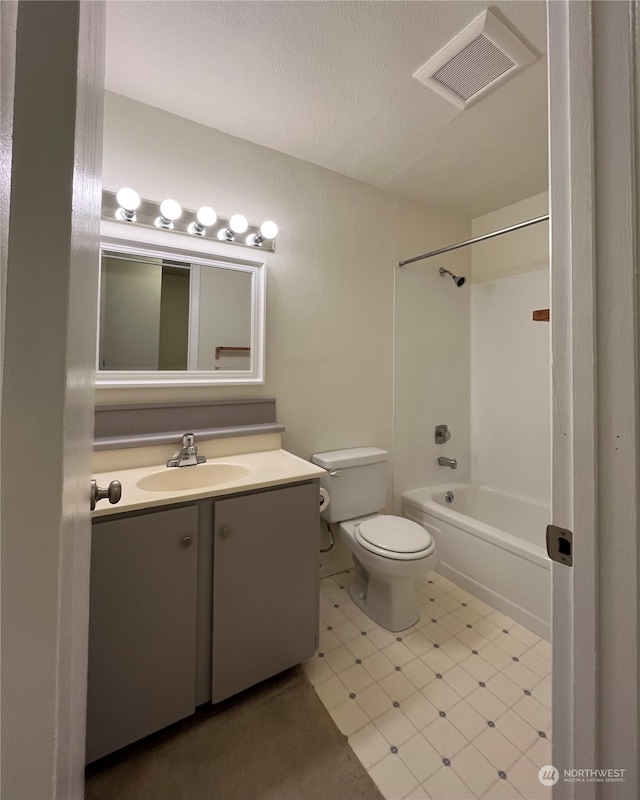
[97,221,266,387]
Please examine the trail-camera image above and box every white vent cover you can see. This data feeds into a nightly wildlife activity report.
[413,9,538,110]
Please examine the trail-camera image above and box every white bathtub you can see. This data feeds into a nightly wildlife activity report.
[402,483,551,640]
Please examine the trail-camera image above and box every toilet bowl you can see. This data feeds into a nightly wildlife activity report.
[311,447,438,632]
[340,514,437,631]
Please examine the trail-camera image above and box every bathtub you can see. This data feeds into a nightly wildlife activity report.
[402,483,551,640]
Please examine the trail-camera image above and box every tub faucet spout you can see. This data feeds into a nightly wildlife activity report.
[437,456,457,469]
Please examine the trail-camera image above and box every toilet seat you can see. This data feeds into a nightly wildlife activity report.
[354,515,434,561]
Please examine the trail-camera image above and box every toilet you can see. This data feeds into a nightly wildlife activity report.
[311,447,437,632]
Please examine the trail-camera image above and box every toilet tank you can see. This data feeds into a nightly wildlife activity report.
[311,447,389,523]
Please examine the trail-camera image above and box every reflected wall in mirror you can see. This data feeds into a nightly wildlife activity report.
[97,235,265,387]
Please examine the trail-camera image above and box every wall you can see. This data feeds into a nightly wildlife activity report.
[101,93,469,467]
[470,192,550,506]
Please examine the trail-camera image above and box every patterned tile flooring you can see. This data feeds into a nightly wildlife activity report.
[303,570,552,800]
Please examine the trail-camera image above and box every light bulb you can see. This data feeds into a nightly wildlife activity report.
[259,221,278,240]
[116,187,141,211]
[115,187,140,221]
[196,206,217,227]
[229,214,248,234]
[159,199,182,221]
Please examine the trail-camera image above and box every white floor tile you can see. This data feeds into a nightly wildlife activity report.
[349,721,393,769]
[532,639,551,660]
[451,743,500,797]
[485,672,526,706]
[333,618,362,643]
[302,655,334,685]
[398,733,442,783]
[318,628,342,653]
[502,661,539,691]
[509,624,541,648]
[324,644,358,674]
[449,586,476,603]
[494,709,539,752]
[315,674,349,710]
[482,777,525,799]
[374,707,419,747]
[434,593,461,612]
[465,687,509,722]
[473,727,521,771]
[518,648,551,678]
[512,695,551,732]
[340,662,375,694]
[442,664,480,698]
[493,633,529,658]
[423,766,474,800]
[438,613,468,636]
[379,670,418,702]
[472,618,503,642]
[402,629,433,657]
[531,678,551,709]
[477,641,514,670]
[320,605,349,627]
[403,658,437,690]
[329,697,370,736]
[351,609,381,632]
[404,785,431,800]
[363,650,397,681]
[422,678,462,712]
[384,641,418,667]
[507,755,551,800]
[438,637,474,663]
[422,717,468,758]
[487,610,517,630]
[369,753,419,800]
[455,627,492,651]
[345,634,380,661]
[468,597,495,617]
[420,622,454,645]
[420,649,457,675]
[369,626,401,649]
[525,735,552,769]
[458,654,497,683]
[446,700,488,741]
[401,692,440,730]
[356,683,395,720]
[451,605,482,626]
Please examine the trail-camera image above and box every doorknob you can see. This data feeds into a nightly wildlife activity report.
[91,479,122,511]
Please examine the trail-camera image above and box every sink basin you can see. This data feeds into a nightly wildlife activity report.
[136,463,250,493]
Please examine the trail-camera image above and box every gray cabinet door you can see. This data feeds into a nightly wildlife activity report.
[86,505,198,763]
[212,483,319,703]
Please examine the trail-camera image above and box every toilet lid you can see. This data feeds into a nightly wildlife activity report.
[355,515,433,555]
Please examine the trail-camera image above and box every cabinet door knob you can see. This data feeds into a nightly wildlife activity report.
[182,536,193,547]
[221,527,232,538]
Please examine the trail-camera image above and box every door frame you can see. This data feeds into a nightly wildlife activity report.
[549,1,639,797]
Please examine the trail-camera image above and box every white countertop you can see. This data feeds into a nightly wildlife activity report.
[92,448,326,517]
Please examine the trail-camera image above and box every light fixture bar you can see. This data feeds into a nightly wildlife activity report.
[101,190,277,253]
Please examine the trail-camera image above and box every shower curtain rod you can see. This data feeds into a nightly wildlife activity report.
[397,214,550,267]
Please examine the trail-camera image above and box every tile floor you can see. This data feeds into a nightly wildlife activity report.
[303,570,552,800]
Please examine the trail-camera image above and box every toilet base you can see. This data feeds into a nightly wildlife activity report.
[349,561,420,632]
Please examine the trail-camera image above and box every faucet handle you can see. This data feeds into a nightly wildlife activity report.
[183,433,195,446]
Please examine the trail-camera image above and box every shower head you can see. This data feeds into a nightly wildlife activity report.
[439,267,466,287]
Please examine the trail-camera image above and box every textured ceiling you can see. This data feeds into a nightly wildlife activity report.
[105,0,548,218]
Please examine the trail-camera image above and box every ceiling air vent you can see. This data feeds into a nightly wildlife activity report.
[413,9,538,110]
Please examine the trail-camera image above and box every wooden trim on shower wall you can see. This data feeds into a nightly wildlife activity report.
[533,308,550,321]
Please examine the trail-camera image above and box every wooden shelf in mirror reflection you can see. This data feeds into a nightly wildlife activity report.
[214,347,250,369]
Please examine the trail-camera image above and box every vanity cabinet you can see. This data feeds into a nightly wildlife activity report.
[86,479,319,762]
[211,482,319,702]
[86,505,199,763]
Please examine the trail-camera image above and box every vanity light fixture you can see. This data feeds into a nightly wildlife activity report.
[154,198,182,230]
[217,214,249,241]
[188,206,217,236]
[115,187,141,222]
[246,220,278,246]
[103,190,277,253]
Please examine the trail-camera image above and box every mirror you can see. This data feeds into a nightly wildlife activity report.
[97,235,265,387]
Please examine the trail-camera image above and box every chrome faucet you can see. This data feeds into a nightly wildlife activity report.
[167,433,206,467]
[437,456,457,470]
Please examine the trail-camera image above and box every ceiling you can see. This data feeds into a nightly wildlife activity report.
[105,1,548,218]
